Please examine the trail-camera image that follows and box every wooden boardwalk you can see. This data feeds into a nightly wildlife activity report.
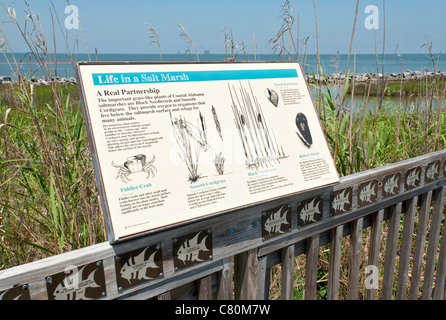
[1,149,446,300]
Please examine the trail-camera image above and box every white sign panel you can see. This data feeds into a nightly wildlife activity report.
[76,62,339,242]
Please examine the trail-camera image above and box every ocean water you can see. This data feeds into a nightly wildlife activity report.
[1,52,444,80]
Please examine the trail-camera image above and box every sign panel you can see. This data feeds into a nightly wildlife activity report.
[76,62,339,242]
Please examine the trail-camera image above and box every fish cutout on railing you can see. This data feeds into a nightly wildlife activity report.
[425,161,439,183]
[298,197,322,227]
[262,205,291,240]
[383,173,400,197]
[174,230,213,270]
[120,248,159,284]
[115,243,163,291]
[358,180,378,207]
[331,188,352,213]
[359,181,376,203]
[48,264,104,300]
[405,168,420,190]
[0,286,30,301]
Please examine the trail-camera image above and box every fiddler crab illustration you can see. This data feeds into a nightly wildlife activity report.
[112,154,157,183]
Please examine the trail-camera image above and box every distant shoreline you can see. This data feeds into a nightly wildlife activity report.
[0,69,444,97]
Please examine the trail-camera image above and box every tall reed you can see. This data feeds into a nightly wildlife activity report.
[0,2,105,268]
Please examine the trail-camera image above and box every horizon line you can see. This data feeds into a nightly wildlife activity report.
[8,51,438,56]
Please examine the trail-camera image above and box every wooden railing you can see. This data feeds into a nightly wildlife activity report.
[1,150,446,300]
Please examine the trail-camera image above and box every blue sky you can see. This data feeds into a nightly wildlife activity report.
[1,0,445,55]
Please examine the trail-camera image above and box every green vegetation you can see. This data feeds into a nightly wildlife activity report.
[347,77,446,97]
[0,84,105,268]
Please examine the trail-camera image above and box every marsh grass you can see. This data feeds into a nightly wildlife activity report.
[0,2,105,269]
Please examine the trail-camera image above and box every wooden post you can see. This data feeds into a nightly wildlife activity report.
[328,225,343,300]
[234,249,259,300]
[422,187,445,300]
[158,291,171,300]
[409,191,433,299]
[305,235,319,300]
[433,201,446,300]
[382,203,402,300]
[281,245,295,300]
[198,275,212,300]
[347,217,363,300]
[395,196,417,300]
[365,210,383,300]
[257,255,270,300]
[217,257,234,300]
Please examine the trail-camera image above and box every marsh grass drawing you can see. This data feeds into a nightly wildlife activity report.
[214,151,225,175]
[229,82,287,171]
[170,112,207,183]
[170,106,228,182]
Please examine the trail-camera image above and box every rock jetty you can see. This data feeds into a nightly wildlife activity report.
[0,76,77,86]
[0,70,444,87]
[306,70,446,84]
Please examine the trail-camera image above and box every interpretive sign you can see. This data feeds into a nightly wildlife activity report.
[76,61,339,242]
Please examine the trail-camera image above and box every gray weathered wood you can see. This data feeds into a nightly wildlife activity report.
[409,191,433,300]
[422,186,446,300]
[395,196,417,300]
[217,257,233,300]
[158,291,171,300]
[257,255,270,300]
[281,245,295,300]
[198,275,212,300]
[347,218,363,300]
[382,203,402,300]
[234,249,259,300]
[365,210,384,300]
[433,206,446,300]
[305,235,319,300]
[327,225,343,300]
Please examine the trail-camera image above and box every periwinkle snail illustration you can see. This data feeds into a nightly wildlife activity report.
[295,113,313,148]
[265,88,279,107]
